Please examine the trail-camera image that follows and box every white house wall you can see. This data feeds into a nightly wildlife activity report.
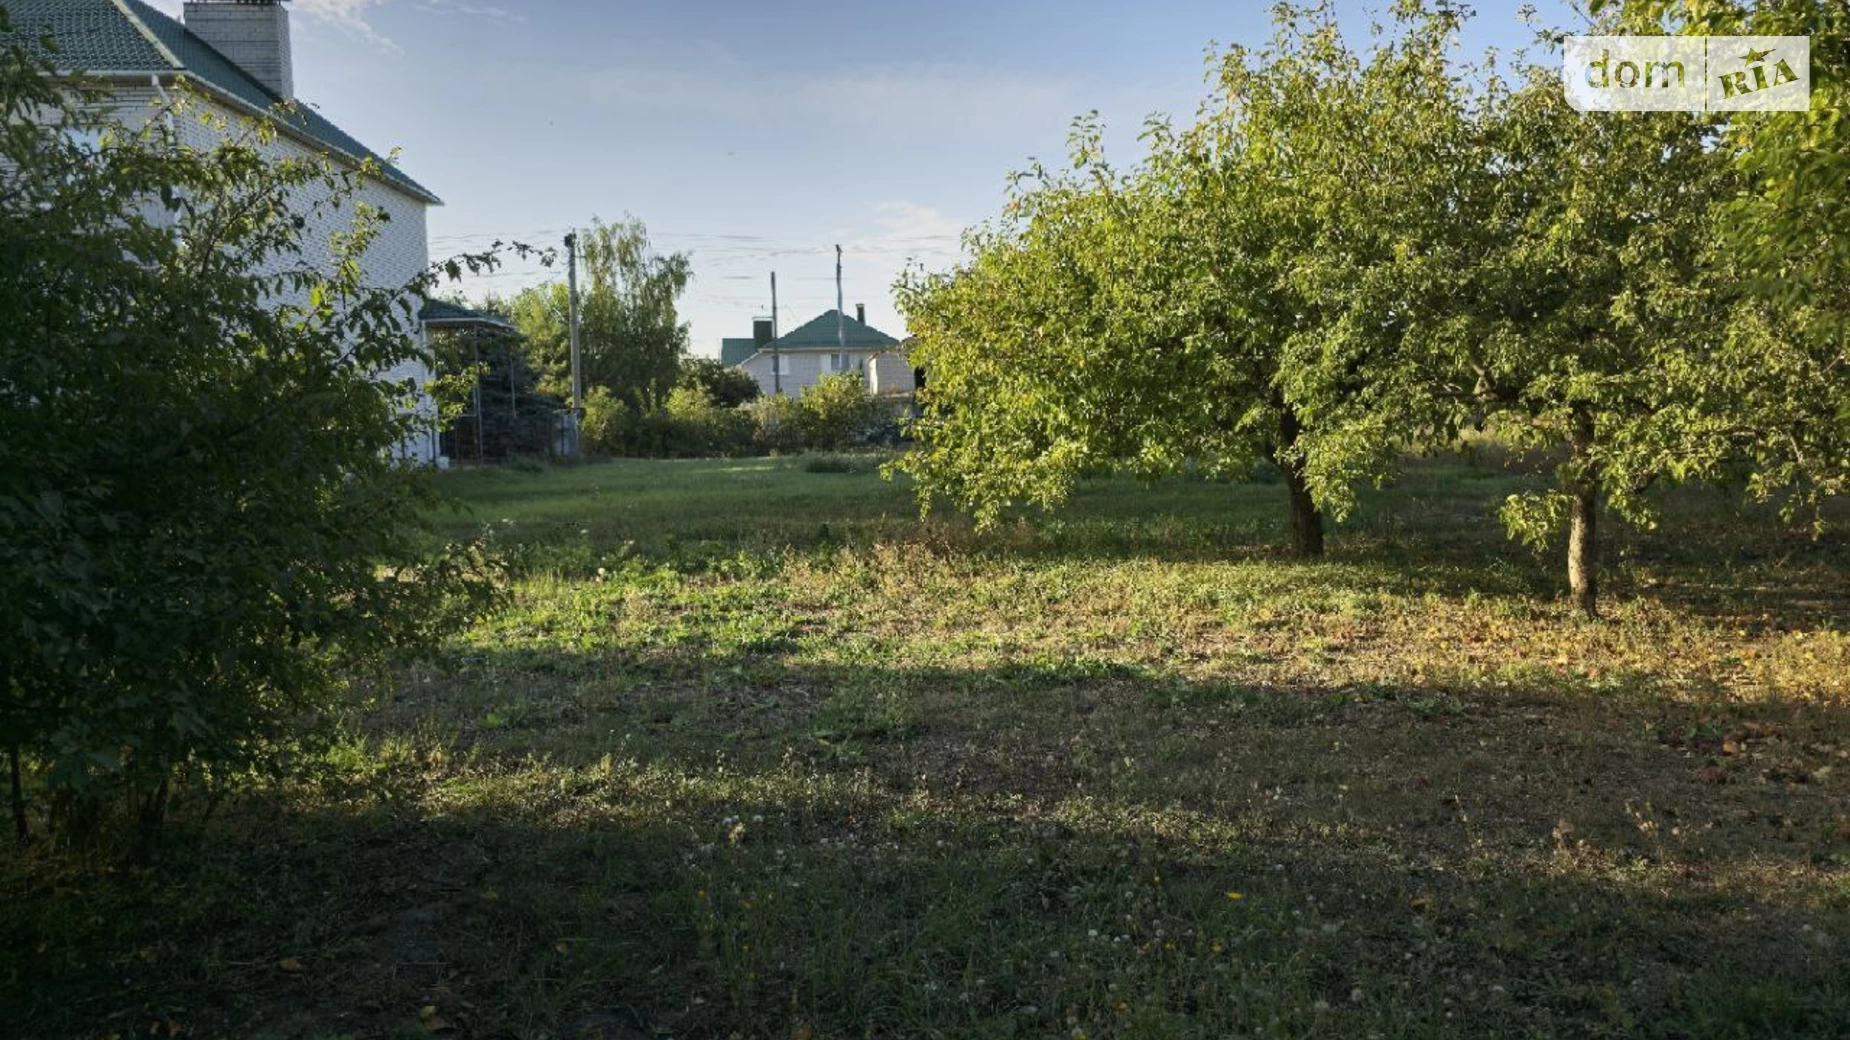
[740,349,915,398]
[102,85,440,462]
[866,353,916,397]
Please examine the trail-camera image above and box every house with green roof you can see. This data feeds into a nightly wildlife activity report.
[728,305,915,399]
[719,337,760,368]
[4,0,452,462]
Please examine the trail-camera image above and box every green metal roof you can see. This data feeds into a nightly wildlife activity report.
[420,298,517,332]
[768,309,901,352]
[3,0,168,67]
[719,337,758,367]
[2,0,439,203]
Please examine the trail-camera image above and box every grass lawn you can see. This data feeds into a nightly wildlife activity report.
[7,453,1850,1039]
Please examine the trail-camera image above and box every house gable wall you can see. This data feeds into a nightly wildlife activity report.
[103,86,438,460]
[737,348,914,398]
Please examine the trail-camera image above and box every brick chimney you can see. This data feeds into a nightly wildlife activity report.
[855,303,866,324]
[183,0,294,99]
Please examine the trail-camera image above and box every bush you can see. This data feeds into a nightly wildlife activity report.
[0,41,500,851]
[744,394,805,455]
[679,357,762,408]
[584,374,888,458]
[789,373,887,451]
[578,385,634,455]
[663,385,754,457]
[583,385,753,458]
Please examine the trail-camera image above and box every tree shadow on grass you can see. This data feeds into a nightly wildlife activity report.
[383,644,1850,867]
[5,716,1846,1040]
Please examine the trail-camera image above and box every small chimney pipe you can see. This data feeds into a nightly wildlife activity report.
[855,303,866,324]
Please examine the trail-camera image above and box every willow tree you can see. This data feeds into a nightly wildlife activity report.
[508,216,692,409]
[896,3,1474,557]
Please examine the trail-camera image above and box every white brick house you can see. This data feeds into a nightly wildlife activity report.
[725,306,916,399]
[7,0,446,462]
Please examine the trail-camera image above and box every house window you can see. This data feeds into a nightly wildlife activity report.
[826,353,859,374]
[776,353,794,376]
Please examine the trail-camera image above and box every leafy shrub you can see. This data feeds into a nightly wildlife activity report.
[583,385,753,458]
[578,385,636,455]
[664,385,754,456]
[585,374,888,458]
[744,394,805,455]
[789,373,887,451]
[679,357,762,408]
[0,44,501,851]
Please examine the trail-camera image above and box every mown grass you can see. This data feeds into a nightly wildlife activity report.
[7,453,1850,1039]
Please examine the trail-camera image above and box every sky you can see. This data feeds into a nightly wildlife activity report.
[144,0,1580,357]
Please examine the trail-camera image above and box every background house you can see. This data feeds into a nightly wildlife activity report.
[729,305,915,398]
[8,0,445,462]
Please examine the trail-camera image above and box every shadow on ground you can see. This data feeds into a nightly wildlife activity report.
[9,650,1845,1039]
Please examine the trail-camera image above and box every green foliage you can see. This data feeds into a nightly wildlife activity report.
[664,385,755,457]
[896,0,1833,611]
[506,215,691,409]
[788,373,886,452]
[1455,72,1728,527]
[741,393,804,455]
[578,373,883,460]
[0,33,501,849]
[577,385,636,455]
[680,356,762,408]
[894,4,1473,557]
[581,385,754,458]
[427,312,562,463]
[1597,0,1850,521]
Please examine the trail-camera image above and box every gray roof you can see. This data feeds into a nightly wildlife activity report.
[2,0,438,203]
[767,309,901,352]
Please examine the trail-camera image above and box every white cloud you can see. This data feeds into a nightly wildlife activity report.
[413,0,527,25]
[850,201,967,263]
[569,49,1084,144]
[138,0,522,52]
[296,0,398,52]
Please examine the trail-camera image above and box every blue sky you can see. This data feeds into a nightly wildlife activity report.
[146,0,1578,356]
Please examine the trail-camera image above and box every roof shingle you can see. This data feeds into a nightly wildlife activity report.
[2,0,437,202]
[768,309,901,352]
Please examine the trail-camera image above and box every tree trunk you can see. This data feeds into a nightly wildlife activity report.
[134,772,170,863]
[1282,461,1325,558]
[8,745,25,845]
[1566,411,1600,619]
[1567,484,1598,619]
[4,659,22,844]
[1274,405,1325,558]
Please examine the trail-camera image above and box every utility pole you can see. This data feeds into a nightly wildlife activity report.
[472,325,485,464]
[835,244,846,355]
[770,270,782,397]
[565,229,582,455]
